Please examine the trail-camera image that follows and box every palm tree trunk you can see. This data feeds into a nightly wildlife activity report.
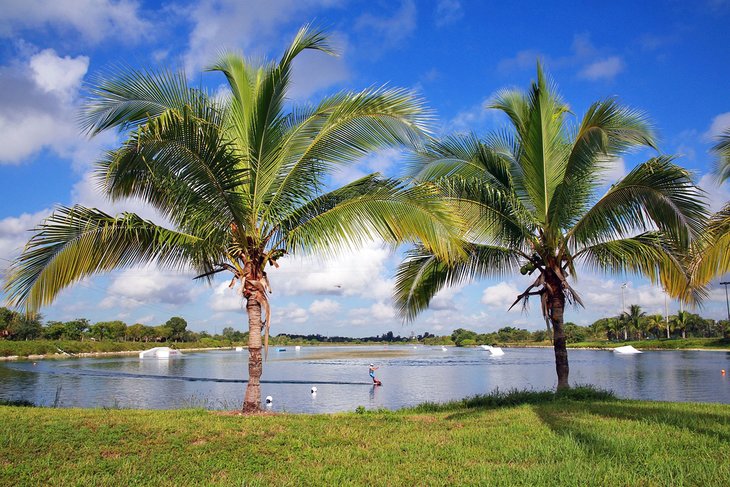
[242,298,263,412]
[549,292,569,390]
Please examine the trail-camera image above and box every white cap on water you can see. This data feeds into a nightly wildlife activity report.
[265,395,273,404]
[311,386,317,393]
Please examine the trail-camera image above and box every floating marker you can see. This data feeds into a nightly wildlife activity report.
[265,395,273,404]
[722,369,726,376]
[311,386,317,394]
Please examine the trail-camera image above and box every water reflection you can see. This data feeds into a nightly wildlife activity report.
[1,346,730,412]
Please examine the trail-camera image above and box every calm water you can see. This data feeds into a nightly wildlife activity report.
[1,346,730,412]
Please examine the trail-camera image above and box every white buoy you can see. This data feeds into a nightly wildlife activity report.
[295,345,301,351]
[265,395,273,404]
[441,346,447,351]
[311,386,317,394]
[235,346,243,351]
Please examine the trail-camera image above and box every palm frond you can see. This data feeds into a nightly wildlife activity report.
[394,244,521,322]
[262,87,433,222]
[98,102,249,230]
[3,206,215,311]
[548,98,657,229]
[282,176,464,263]
[691,203,730,287]
[568,156,707,250]
[712,129,730,183]
[80,66,201,135]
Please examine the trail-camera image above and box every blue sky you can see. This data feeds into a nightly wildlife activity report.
[1,0,729,336]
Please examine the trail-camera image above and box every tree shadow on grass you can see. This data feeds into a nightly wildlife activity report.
[532,400,730,455]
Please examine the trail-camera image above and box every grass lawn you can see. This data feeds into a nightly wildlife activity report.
[1,390,729,486]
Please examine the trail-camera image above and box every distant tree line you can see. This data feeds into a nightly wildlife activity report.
[0,309,198,343]
[2,304,728,346]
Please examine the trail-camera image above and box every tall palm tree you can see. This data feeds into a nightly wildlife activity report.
[671,310,690,339]
[3,26,461,411]
[395,65,706,389]
[621,304,646,340]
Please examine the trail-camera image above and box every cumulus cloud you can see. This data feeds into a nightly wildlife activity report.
[578,56,625,81]
[703,112,730,141]
[0,0,150,43]
[183,0,348,99]
[100,267,201,309]
[29,49,89,100]
[268,241,395,301]
[481,282,520,308]
[0,209,51,275]
[0,49,96,165]
[309,298,341,315]
[331,148,405,184]
[697,173,730,213]
[446,96,506,134]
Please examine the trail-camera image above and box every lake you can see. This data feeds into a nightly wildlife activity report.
[2,346,730,412]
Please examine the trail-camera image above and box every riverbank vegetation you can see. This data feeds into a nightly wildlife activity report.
[1,390,728,486]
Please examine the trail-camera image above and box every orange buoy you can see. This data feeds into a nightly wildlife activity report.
[722,369,726,375]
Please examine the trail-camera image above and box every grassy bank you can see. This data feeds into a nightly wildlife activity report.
[1,390,729,486]
[567,337,730,350]
[0,339,242,358]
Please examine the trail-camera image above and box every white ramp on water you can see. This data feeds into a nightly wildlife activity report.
[613,345,642,354]
[139,347,182,359]
[480,345,505,356]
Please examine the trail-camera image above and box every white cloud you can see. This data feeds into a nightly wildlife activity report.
[429,282,466,311]
[434,0,463,27]
[578,56,625,81]
[268,241,395,301]
[481,281,520,308]
[309,298,340,315]
[275,304,309,324]
[599,157,627,185]
[0,0,150,43]
[0,209,51,272]
[332,148,404,184]
[0,49,96,165]
[698,173,730,213]
[355,0,417,49]
[209,281,246,312]
[101,267,201,309]
[370,301,396,320]
[498,34,624,83]
[703,112,730,141]
[29,49,89,101]
[446,96,504,134]
[184,0,348,100]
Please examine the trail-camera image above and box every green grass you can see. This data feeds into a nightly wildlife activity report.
[0,339,240,357]
[2,389,729,486]
[568,337,730,350]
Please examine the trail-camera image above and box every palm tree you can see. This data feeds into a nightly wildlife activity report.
[671,310,690,339]
[395,65,706,389]
[645,314,665,339]
[3,26,461,412]
[621,304,646,340]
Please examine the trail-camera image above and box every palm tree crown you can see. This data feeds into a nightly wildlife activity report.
[395,65,706,388]
[3,26,461,411]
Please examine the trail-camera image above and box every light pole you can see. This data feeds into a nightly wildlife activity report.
[721,281,730,323]
[621,283,627,340]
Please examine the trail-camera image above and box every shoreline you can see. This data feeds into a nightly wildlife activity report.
[0,346,241,361]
